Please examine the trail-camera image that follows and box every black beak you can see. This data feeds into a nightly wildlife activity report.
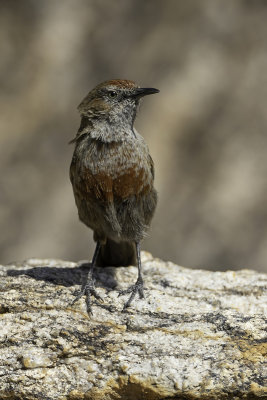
[130,87,160,98]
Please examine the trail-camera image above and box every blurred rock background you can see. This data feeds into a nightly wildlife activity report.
[1,0,267,272]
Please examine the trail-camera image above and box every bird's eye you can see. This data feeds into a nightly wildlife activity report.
[108,90,118,98]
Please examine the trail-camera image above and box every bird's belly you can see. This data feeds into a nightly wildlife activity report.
[70,141,156,241]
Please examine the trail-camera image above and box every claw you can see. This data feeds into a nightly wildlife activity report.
[119,277,145,311]
[72,284,113,315]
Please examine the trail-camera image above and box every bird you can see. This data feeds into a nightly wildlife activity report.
[69,79,159,314]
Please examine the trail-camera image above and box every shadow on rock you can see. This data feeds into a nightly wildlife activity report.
[6,263,118,290]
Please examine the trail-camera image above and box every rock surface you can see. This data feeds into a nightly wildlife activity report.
[0,252,266,400]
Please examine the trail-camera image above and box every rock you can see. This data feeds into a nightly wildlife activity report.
[0,252,266,399]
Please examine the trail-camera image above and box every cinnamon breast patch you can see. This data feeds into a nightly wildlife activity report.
[71,164,152,204]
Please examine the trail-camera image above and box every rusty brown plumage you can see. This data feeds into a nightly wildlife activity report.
[70,163,152,203]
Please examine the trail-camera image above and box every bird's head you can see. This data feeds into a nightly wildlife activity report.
[78,79,159,128]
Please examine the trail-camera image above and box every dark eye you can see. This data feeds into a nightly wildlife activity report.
[108,90,118,98]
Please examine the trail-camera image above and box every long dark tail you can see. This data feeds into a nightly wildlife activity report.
[96,239,137,267]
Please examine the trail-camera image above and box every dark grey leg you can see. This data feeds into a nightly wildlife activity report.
[72,242,112,315]
[120,242,145,311]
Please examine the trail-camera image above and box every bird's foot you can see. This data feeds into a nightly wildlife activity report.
[72,280,113,315]
[119,277,145,311]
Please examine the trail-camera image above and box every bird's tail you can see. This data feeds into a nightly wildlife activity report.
[96,239,137,267]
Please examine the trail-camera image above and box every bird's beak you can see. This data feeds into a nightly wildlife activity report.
[130,87,160,98]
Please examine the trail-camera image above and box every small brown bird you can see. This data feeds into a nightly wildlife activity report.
[69,79,159,314]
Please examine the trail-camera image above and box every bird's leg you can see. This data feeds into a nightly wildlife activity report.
[120,242,145,311]
[72,242,112,315]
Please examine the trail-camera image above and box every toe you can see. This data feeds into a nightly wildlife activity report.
[138,287,145,299]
